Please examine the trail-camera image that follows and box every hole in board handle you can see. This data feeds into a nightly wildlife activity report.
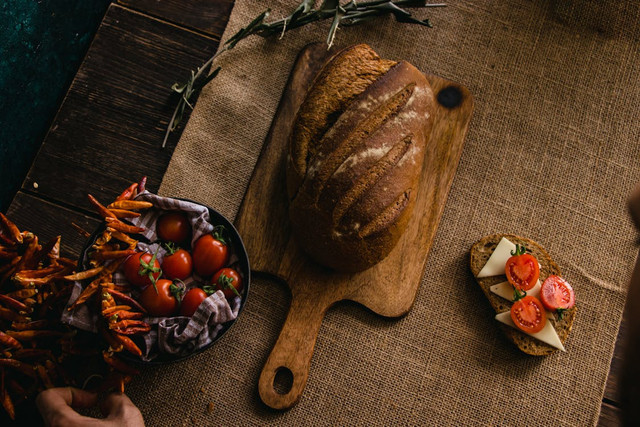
[273,367,294,395]
[437,86,463,109]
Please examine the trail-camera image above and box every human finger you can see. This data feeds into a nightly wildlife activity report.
[101,393,145,426]
[36,387,98,426]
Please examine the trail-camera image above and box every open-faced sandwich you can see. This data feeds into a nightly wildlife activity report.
[470,234,577,355]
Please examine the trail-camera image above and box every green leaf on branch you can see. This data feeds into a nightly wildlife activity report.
[225,9,271,50]
[162,0,446,147]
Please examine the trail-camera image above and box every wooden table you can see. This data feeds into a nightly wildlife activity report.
[5,1,625,424]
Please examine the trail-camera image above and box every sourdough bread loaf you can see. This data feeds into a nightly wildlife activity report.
[287,44,435,272]
[470,234,577,356]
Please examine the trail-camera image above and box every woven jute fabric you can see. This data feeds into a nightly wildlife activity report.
[144,0,640,425]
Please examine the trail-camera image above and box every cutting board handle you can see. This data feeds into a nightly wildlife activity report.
[258,293,327,409]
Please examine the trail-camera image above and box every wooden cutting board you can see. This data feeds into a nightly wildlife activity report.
[234,43,474,410]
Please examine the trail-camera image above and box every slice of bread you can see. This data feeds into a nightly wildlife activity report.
[470,234,577,356]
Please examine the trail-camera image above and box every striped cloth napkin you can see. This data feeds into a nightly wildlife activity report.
[62,192,241,361]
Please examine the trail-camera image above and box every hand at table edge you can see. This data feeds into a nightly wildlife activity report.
[36,387,144,427]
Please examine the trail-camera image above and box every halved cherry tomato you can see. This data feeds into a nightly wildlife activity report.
[123,252,161,289]
[210,268,242,299]
[192,228,228,277]
[157,212,191,244]
[162,246,192,280]
[510,296,546,333]
[505,245,539,291]
[180,288,208,317]
[139,279,182,317]
[540,275,575,312]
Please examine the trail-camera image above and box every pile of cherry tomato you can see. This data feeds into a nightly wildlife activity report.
[122,211,243,318]
[505,244,575,334]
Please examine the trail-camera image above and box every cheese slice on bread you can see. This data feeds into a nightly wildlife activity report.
[470,234,576,356]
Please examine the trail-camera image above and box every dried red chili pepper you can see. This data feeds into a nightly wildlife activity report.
[0,307,30,323]
[2,388,15,421]
[90,249,136,261]
[13,273,65,287]
[6,379,27,401]
[33,235,61,265]
[106,200,153,210]
[109,208,141,219]
[0,295,30,313]
[15,236,39,271]
[111,326,151,335]
[94,230,112,247]
[102,351,139,375]
[5,288,37,301]
[0,257,20,275]
[138,176,147,193]
[107,310,143,321]
[55,257,77,268]
[87,194,117,220]
[99,326,123,353]
[35,364,54,389]
[0,332,21,350]
[101,305,132,316]
[95,372,132,394]
[101,291,116,311]
[104,218,145,234]
[0,249,17,259]
[11,320,49,330]
[106,228,138,248]
[113,334,142,357]
[106,289,147,314]
[0,213,22,244]
[0,232,14,246]
[0,359,37,379]
[14,265,64,280]
[108,320,150,332]
[63,266,104,281]
[67,281,99,311]
[115,183,139,201]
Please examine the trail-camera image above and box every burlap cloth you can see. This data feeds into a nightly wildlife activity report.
[130,0,640,425]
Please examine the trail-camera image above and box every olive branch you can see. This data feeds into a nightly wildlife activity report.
[162,0,446,148]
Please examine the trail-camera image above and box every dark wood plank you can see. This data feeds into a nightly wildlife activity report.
[604,314,627,404]
[23,4,219,211]
[118,0,234,38]
[598,402,621,427]
[6,192,101,260]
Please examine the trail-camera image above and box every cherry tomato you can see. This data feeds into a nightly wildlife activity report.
[139,279,181,317]
[156,212,191,244]
[180,288,208,317]
[510,296,546,334]
[211,268,242,299]
[123,252,161,289]
[505,245,539,292]
[162,248,192,280]
[540,275,575,312]
[192,232,228,277]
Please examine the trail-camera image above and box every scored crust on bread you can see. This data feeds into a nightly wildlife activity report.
[287,44,397,199]
[287,44,435,272]
[470,234,577,356]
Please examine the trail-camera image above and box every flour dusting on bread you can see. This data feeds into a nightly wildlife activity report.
[287,44,435,272]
